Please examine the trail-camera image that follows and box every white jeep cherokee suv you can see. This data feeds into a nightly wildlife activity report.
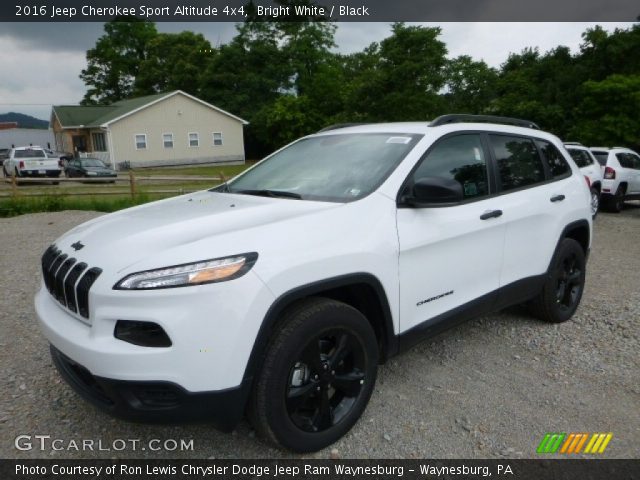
[36,115,592,452]
[564,142,603,218]
[590,146,640,212]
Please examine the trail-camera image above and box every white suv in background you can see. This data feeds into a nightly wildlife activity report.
[36,115,592,452]
[564,143,603,218]
[590,147,640,212]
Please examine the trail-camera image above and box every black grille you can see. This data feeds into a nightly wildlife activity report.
[77,267,102,319]
[64,263,87,313]
[54,257,76,305]
[41,244,101,320]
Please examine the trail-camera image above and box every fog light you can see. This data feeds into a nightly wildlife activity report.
[114,320,172,347]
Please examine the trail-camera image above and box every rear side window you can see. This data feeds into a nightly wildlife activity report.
[566,148,593,168]
[490,135,545,192]
[411,134,489,199]
[591,151,608,166]
[616,153,639,169]
[536,140,570,177]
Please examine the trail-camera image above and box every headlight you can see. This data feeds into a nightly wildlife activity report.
[114,253,258,290]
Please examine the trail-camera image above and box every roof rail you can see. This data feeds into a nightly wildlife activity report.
[612,146,628,149]
[317,123,368,133]
[430,114,540,130]
[563,142,584,146]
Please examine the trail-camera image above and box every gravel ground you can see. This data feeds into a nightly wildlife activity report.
[1,205,638,459]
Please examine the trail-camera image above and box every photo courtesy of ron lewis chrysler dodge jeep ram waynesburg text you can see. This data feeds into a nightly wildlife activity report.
[35,115,592,452]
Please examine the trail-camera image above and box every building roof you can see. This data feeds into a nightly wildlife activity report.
[52,91,248,129]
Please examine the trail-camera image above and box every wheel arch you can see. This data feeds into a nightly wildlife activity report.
[558,219,590,258]
[242,273,397,384]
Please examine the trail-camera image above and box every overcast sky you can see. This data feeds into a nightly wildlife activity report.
[0,22,633,121]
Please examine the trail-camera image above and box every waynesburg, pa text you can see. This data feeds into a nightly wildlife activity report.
[15,463,512,477]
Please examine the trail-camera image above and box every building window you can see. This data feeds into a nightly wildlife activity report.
[135,134,147,150]
[92,132,107,151]
[213,132,223,146]
[189,132,199,147]
[163,133,174,149]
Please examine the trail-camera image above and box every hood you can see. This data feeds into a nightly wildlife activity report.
[55,190,338,273]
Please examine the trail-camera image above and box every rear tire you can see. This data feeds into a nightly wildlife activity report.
[589,187,600,219]
[248,297,378,452]
[607,186,625,213]
[530,238,586,323]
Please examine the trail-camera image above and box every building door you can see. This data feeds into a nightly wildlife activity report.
[72,135,87,155]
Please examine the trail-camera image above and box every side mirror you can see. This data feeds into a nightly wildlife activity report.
[405,176,464,207]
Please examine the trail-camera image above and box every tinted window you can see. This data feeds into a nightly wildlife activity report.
[591,151,608,166]
[411,134,488,199]
[537,140,570,177]
[566,148,593,168]
[15,149,45,158]
[490,135,545,192]
[616,153,637,169]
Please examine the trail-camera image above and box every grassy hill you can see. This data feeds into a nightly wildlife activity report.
[0,112,48,129]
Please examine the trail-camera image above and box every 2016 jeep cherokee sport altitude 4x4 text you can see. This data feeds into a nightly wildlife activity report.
[36,115,592,452]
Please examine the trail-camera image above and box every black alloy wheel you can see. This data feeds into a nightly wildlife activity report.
[555,252,583,314]
[286,329,366,433]
[249,297,378,452]
[530,238,586,323]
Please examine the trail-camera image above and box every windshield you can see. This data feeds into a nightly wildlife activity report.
[226,133,422,202]
[591,151,608,166]
[15,149,45,158]
[80,159,106,168]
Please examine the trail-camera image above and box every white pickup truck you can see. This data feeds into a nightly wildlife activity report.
[2,146,62,181]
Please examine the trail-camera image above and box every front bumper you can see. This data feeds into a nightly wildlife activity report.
[35,265,275,392]
[50,345,250,430]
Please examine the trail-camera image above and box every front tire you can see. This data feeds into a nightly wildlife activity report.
[530,238,586,323]
[249,297,378,452]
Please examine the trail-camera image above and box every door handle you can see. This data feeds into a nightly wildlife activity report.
[480,209,503,220]
[550,194,565,202]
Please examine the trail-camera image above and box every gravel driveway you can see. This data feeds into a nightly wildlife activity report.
[1,206,638,459]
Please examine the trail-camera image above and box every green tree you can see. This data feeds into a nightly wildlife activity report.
[345,23,448,121]
[570,74,640,149]
[493,46,580,136]
[444,55,498,114]
[80,18,157,105]
[134,31,215,97]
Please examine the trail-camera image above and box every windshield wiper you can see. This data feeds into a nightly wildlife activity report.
[233,189,302,199]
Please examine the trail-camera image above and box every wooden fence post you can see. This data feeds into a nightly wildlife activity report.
[129,170,136,199]
[219,171,227,184]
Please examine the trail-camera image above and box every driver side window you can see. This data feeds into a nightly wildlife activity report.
[412,134,489,199]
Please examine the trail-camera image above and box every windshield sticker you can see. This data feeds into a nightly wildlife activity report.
[464,183,478,196]
[386,136,412,144]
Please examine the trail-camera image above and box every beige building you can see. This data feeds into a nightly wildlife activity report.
[51,91,248,169]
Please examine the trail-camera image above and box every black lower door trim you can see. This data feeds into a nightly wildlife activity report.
[397,274,545,353]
